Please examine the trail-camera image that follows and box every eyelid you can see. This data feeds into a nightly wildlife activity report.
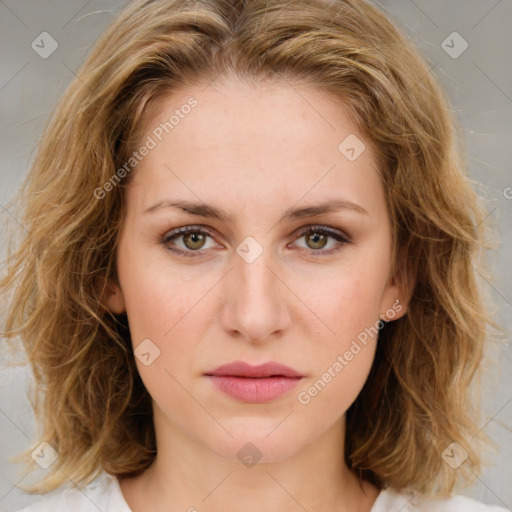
[161,224,350,242]
[293,224,351,242]
[161,224,218,242]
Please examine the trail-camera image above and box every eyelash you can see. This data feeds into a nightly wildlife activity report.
[160,224,351,258]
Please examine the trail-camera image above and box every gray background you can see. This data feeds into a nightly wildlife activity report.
[0,0,511,510]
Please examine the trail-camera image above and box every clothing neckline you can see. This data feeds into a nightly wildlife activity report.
[109,472,388,512]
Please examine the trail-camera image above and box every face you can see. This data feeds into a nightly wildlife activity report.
[106,75,409,464]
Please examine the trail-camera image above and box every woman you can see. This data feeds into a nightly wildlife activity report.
[2,0,508,510]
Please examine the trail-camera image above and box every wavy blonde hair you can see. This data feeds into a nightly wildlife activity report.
[1,0,498,497]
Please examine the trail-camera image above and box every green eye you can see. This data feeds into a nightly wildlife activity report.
[162,225,351,258]
[292,226,351,255]
[162,226,216,257]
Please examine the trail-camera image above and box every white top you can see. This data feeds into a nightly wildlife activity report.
[17,470,510,512]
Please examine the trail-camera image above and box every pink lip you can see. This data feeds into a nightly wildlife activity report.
[207,361,304,378]
[205,361,304,403]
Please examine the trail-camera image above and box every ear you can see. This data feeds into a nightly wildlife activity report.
[104,277,126,314]
[379,251,415,322]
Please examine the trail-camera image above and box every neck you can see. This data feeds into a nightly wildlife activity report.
[119,405,380,512]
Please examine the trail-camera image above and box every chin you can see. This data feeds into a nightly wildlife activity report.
[198,418,307,465]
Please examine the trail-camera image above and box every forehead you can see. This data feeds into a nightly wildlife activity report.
[125,77,383,217]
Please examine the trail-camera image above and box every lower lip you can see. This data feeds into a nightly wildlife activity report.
[206,375,302,403]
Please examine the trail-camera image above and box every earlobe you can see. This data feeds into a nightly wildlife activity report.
[380,297,407,322]
[105,279,126,314]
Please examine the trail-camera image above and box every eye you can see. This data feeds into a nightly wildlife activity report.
[161,226,217,257]
[161,224,351,258]
[290,225,351,256]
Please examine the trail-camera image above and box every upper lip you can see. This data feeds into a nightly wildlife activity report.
[205,361,304,378]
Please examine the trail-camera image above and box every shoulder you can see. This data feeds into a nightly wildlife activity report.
[373,487,510,512]
[16,471,131,512]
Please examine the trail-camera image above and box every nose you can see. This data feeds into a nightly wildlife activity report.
[217,243,293,344]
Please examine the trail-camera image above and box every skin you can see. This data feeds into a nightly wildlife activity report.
[106,73,411,512]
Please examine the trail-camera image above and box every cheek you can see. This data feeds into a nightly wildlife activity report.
[117,239,216,344]
[292,258,386,407]
[297,340,377,429]
[297,264,385,346]
[116,250,224,412]
[295,271,382,416]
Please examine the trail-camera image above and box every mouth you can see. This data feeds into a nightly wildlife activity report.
[205,361,305,379]
[204,361,304,404]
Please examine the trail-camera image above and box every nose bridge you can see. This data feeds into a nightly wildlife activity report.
[220,236,291,342]
[237,246,275,304]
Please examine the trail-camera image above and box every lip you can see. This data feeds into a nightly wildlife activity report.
[206,361,304,378]
[204,361,304,403]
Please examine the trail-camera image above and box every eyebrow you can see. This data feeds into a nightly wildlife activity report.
[144,198,368,223]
